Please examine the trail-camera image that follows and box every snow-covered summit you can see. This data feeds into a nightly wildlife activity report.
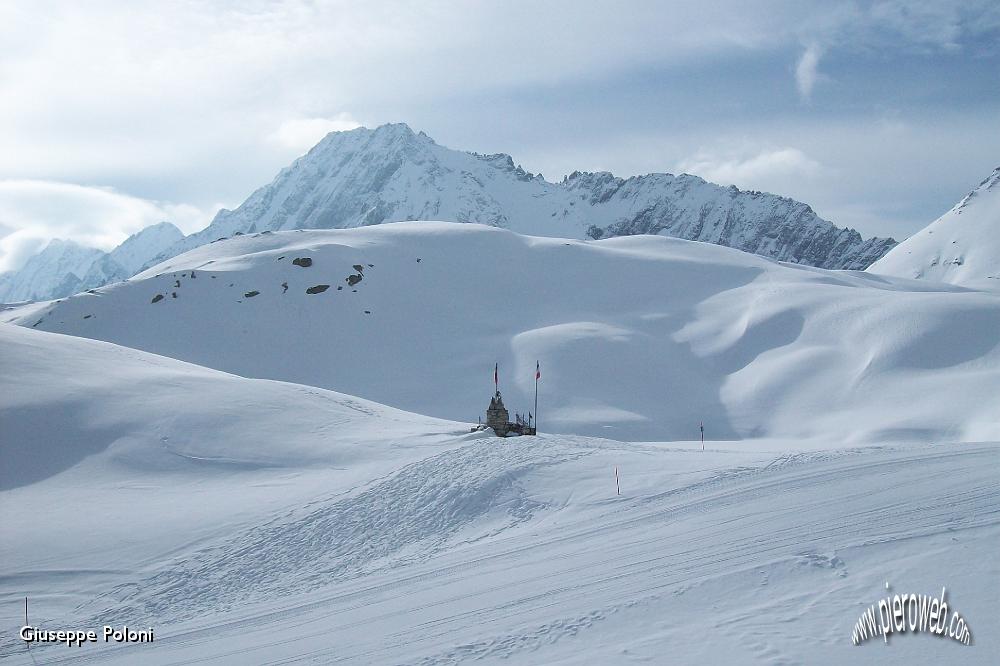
[156,123,895,270]
[0,238,103,303]
[108,220,185,276]
[77,221,184,292]
[4,124,897,304]
[869,167,1000,288]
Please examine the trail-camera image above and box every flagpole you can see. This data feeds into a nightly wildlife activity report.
[534,360,539,434]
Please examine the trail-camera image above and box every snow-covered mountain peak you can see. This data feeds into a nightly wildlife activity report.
[151,124,895,271]
[0,239,103,303]
[3,123,900,304]
[955,166,1000,212]
[306,122,433,160]
[109,221,184,275]
[0,222,185,304]
[472,152,539,181]
[868,167,1000,288]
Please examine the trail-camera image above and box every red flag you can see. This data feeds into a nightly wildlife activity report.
[535,361,540,380]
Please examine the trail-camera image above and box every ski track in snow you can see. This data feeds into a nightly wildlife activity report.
[10,440,997,665]
[76,438,589,627]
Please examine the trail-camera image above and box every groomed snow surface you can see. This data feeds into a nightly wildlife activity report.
[2,223,998,664]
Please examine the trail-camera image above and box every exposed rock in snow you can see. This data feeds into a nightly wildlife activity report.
[8,221,996,443]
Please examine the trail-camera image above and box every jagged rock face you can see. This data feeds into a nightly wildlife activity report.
[563,172,896,270]
[160,123,895,271]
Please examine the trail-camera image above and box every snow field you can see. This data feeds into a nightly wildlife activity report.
[2,223,998,664]
[8,222,998,443]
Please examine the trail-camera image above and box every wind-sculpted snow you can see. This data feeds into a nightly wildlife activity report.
[2,322,999,664]
[0,323,458,491]
[8,222,998,443]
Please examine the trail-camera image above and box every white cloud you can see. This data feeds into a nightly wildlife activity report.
[677,147,823,192]
[0,180,217,272]
[0,1,815,192]
[0,0,996,249]
[0,231,48,275]
[795,43,823,101]
[269,114,362,151]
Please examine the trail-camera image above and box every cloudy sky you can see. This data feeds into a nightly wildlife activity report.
[1,0,998,271]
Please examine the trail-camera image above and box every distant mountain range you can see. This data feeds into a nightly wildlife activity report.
[162,123,896,270]
[0,222,182,303]
[868,167,999,288]
[2,123,901,303]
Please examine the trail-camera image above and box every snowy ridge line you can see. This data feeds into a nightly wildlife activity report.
[9,222,998,443]
[160,123,896,273]
[869,166,1000,288]
[0,122,899,306]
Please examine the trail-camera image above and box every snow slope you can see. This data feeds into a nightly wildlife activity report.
[869,167,1000,288]
[1,322,998,665]
[0,322,465,648]
[7,222,998,443]
[158,123,894,271]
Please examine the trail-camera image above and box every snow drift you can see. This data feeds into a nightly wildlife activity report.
[2,321,997,665]
[0,323,458,493]
[7,222,998,443]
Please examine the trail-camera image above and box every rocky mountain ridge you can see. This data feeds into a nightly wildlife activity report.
[3,123,899,302]
[160,123,894,271]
